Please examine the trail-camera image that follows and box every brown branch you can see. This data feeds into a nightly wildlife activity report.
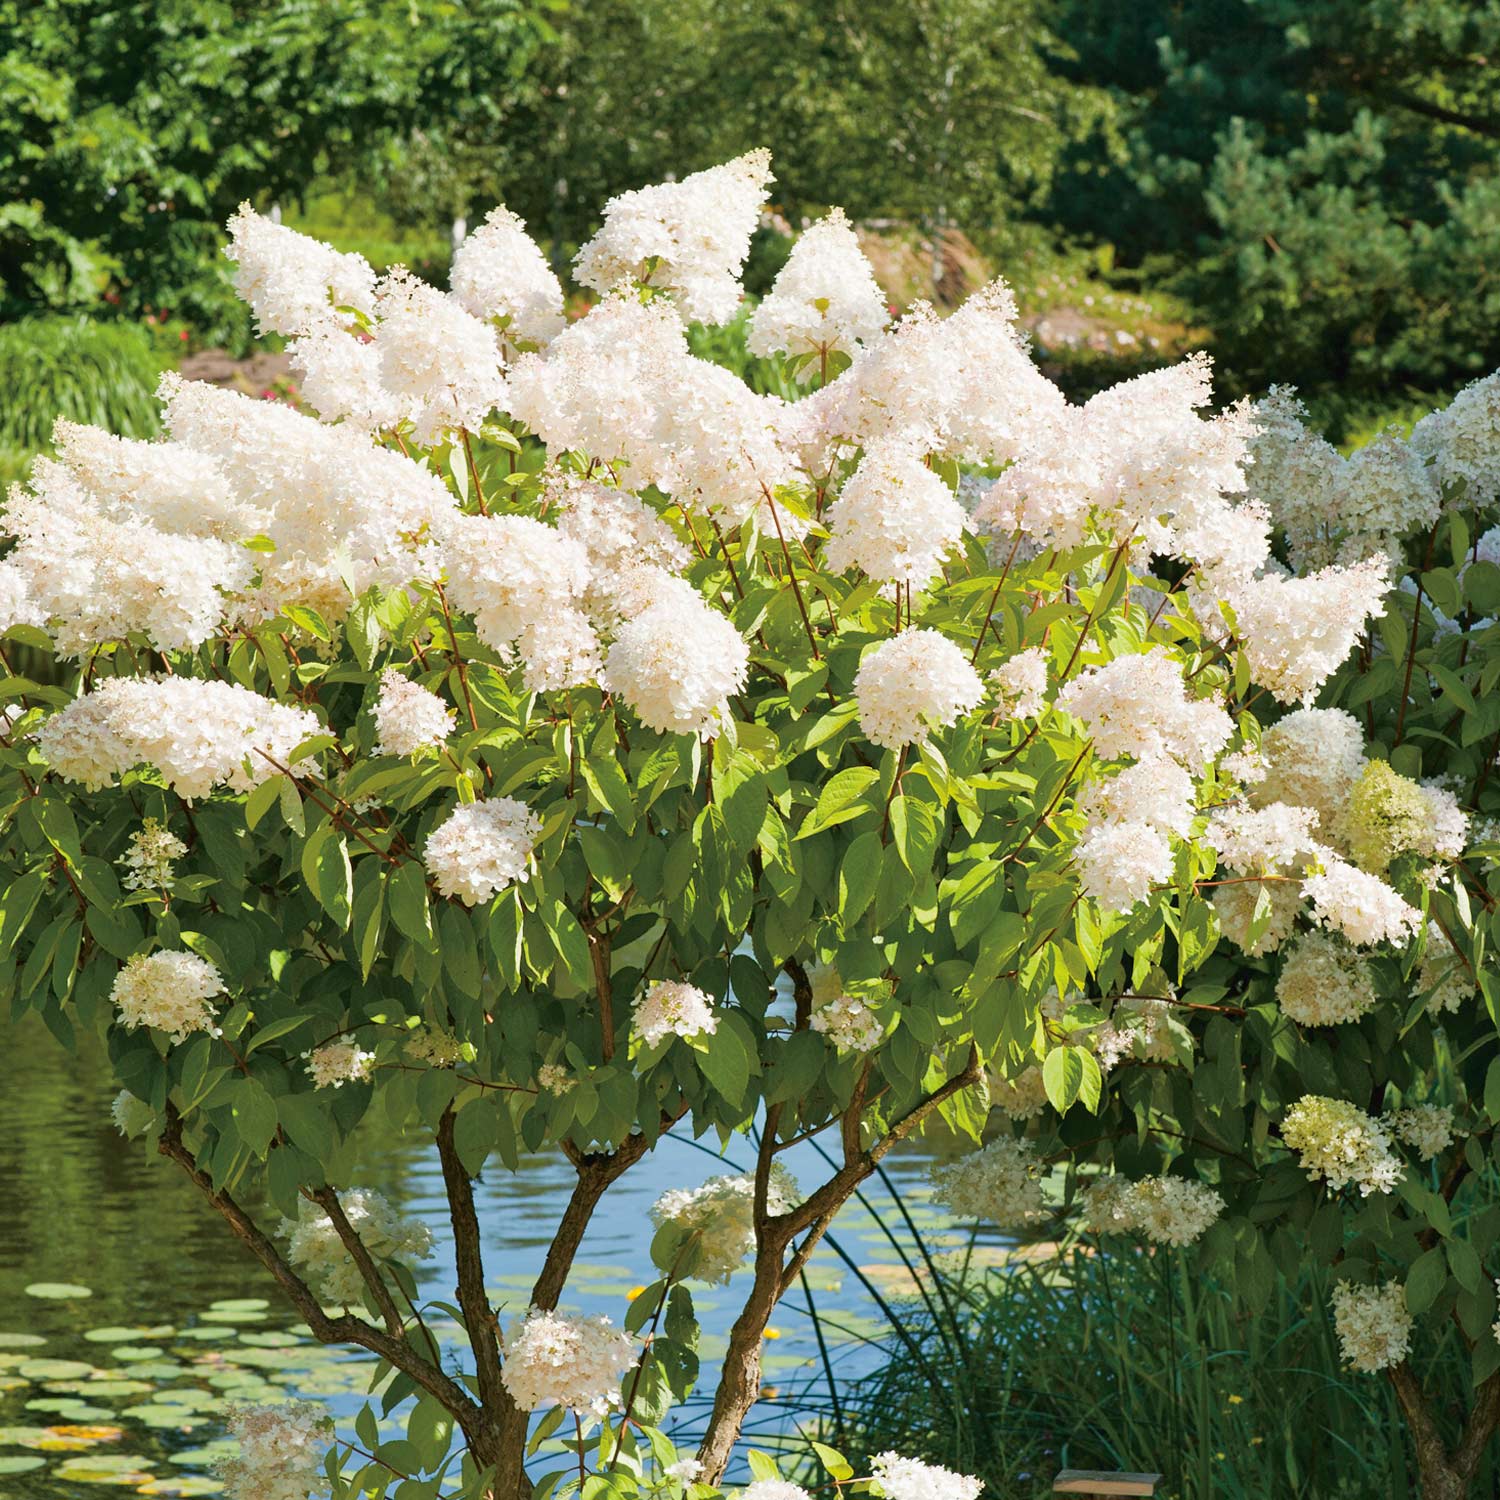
[309,1185,405,1338]
[157,1108,484,1438]
[436,1105,506,1412]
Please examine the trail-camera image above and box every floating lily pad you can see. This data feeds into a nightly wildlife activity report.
[25,1399,116,1421]
[0,1334,46,1349]
[199,1309,265,1323]
[237,1331,300,1348]
[174,1328,234,1343]
[207,1299,268,1314]
[24,1282,93,1300]
[121,1403,214,1431]
[47,1380,153,1399]
[85,1326,175,1345]
[0,1422,124,1451]
[0,1456,45,1474]
[138,1479,224,1497]
[53,1452,155,1483]
[166,1441,237,1468]
[18,1359,96,1381]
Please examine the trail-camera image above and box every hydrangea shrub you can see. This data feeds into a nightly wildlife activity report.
[0,151,1491,1498]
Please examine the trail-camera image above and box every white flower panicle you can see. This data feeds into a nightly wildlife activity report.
[1076,818,1175,913]
[602,573,748,737]
[741,1482,812,1500]
[1227,554,1390,704]
[1330,1281,1413,1373]
[372,268,508,445]
[1207,802,1321,876]
[50,420,248,539]
[1302,855,1422,948]
[823,435,969,587]
[119,818,188,893]
[158,373,455,616]
[574,150,773,324]
[224,204,376,337]
[992,646,1049,719]
[1057,648,1231,768]
[110,951,225,1044]
[651,1167,799,1284]
[806,962,885,1051]
[279,1189,433,1306]
[987,1064,1050,1121]
[1275,931,1378,1026]
[1281,1095,1403,1196]
[632,980,719,1048]
[1410,371,1500,506]
[216,1399,331,1500]
[746,207,888,368]
[1212,878,1303,956]
[1388,1103,1454,1159]
[1419,920,1473,1015]
[537,1062,575,1096]
[815,281,1064,469]
[38,677,320,801]
[870,1451,985,1500]
[111,1089,155,1139]
[285,323,406,433]
[5,461,254,653]
[1250,707,1367,833]
[854,628,985,750]
[929,1136,1045,1228]
[1249,388,1438,570]
[304,1041,376,1090]
[423,797,541,906]
[499,1308,636,1417]
[1082,1175,1224,1246]
[372,669,455,756]
[449,205,566,354]
[550,474,690,590]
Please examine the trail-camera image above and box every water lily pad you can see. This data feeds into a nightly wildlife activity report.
[85,1326,175,1344]
[18,1359,96,1380]
[48,1380,153,1399]
[0,1333,46,1349]
[25,1399,116,1421]
[174,1328,234,1342]
[53,1452,155,1483]
[166,1441,237,1468]
[206,1299,268,1313]
[24,1282,93,1300]
[0,1456,45,1474]
[236,1331,301,1348]
[120,1403,213,1431]
[199,1309,265,1323]
[139,1479,224,1497]
[104,1346,165,1363]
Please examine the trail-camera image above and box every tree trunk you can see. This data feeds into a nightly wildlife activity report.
[1388,1360,1500,1500]
[696,1235,790,1483]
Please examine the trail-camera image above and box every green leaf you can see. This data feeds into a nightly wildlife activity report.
[837,830,882,929]
[229,1077,278,1156]
[1407,1248,1448,1314]
[387,863,434,947]
[796,766,879,838]
[1041,1045,1087,1113]
[694,1010,754,1106]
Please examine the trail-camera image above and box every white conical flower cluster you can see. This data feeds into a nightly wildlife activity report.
[372,670,455,757]
[119,819,188,893]
[1330,1280,1412,1373]
[854,628,985,750]
[632,980,719,1048]
[1081,1174,1224,1246]
[279,1189,433,1306]
[216,1399,331,1500]
[602,573,748,737]
[224,204,376,336]
[870,1452,984,1500]
[574,150,773,324]
[499,1309,637,1417]
[305,1040,376,1089]
[650,1166,799,1284]
[1275,930,1378,1026]
[1410,370,1500,506]
[824,435,969,588]
[110,951,226,1043]
[423,797,540,906]
[1281,1095,1403,1196]
[1387,1103,1454,1159]
[38,678,320,800]
[746,208,888,370]
[807,969,885,1053]
[929,1136,1045,1228]
[449,204,566,355]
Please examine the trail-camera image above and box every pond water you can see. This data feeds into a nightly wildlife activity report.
[0,1020,971,1497]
